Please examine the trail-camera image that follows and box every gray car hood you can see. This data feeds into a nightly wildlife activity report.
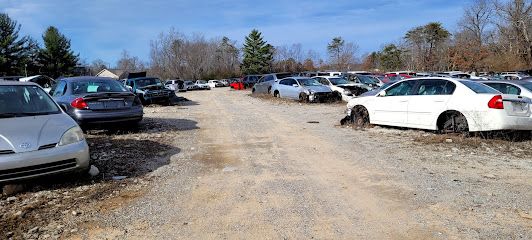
[304,85,331,93]
[0,113,77,153]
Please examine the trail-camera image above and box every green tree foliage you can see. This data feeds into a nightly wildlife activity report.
[241,29,273,74]
[327,37,344,70]
[38,26,79,78]
[0,13,33,76]
[379,44,404,71]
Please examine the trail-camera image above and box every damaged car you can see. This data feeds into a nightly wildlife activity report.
[0,81,90,183]
[271,77,334,103]
[125,77,175,105]
[342,77,532,134]
[313,76,372,102]
[195,80,211,90]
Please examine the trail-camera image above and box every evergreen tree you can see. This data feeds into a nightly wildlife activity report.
[0,13,31,76]
[379,44,404,71]
[38,26,79,78]
[241,29,273,74]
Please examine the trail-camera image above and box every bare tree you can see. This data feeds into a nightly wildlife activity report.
[116,50,145,71]
[494,0,532,68]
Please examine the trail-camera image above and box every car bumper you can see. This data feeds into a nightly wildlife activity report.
[309,92,334,102]
[0,141,90,183]
[72,106,144,125]
[468,111,532,131]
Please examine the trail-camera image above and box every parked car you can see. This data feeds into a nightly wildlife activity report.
[0,80,90,183]
[125,77,174,105]
[271,77,333,102]
[219,79,230,87]
[164,80,187,92]
[313,76,372,102]
[242,75,262,88]
[479,80,532,98]
[252,73,294,94]
[50,77,144,127]
[19,75,56,93]
[183,80,199,90]
[195,80,211,90]
[344,77,532,133]
[343,74,382,88]
[500,74,529,80]
[208,80,224,88]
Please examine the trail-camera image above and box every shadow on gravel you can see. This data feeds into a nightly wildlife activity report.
[0,117,194,238]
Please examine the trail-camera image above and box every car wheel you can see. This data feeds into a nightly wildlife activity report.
[267,87,272,94]
[299,93,309,103]
[352,106,370,128]
[438,111,469,134]
[274,90,280,98]
[334,91,342,102]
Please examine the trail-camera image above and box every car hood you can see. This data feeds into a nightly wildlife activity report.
[0,113,77,153]
[304,85,331,93]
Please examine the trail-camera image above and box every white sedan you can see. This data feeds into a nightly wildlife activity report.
[344,77,532,132]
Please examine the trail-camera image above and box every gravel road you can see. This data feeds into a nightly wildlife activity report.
[3,88,531,239]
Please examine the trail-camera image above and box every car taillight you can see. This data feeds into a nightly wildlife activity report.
[488,95,504,109]
[71,98,88,110]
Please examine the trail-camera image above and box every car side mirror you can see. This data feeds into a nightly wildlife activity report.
[377,90,386,97]
[292,84,299,87]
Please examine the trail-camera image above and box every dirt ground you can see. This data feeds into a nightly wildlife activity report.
[1,88,531,239]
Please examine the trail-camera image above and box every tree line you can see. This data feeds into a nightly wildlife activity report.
[362,0,532,72]
[1,0,530,80]
[0,13,78,78]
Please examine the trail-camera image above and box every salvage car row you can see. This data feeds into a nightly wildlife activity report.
[246,72,532,134]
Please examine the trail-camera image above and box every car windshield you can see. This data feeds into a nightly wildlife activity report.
[135,78,162,87]
[329,78,350,85]
[0,85,60,118]
[460,81,500,94]
[297,78,322,86]
[72,80,128,95]
[357,75,378,84]
[197,80,207,84]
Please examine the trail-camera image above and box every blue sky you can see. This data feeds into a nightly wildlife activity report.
[1,0,467,65]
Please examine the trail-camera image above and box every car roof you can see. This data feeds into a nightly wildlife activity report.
[60,76,117,82]
[0,80,39,86]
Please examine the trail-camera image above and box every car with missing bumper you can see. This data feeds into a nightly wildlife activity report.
[51,77,144,127]
[271,77,334,102]
[0,81,90,183]
[343,77,532,133]
[125,77,174,105]
[313,76,372,102]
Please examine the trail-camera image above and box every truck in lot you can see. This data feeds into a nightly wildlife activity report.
[125,77,174,105]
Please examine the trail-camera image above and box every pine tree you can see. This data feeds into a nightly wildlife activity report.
[241,29,273,74]
[38,26,79,78]
[0,13,31,76]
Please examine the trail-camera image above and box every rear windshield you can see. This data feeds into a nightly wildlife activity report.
[275,73,294,79]
[0,85,60,118]
[521,82,532,92]
[460,81,500,94]
[72,80,128,95]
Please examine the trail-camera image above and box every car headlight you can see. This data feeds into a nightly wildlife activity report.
[59,127,85,146]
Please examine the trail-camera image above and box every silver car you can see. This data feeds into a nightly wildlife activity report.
[0,81,90,183]
[271,77,333,102]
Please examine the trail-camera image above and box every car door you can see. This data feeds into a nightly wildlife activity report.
[276,79,290,98]
[407,79,456,129]
[284,79,301,99]
[370,80,416,126]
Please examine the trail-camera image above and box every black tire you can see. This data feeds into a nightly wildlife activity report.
[352,106,370,128]
[273,90,280,98]
[438,111,469,134]
[299,93,309,103]
[334,91,342,102]
[267,87,272,94]
[252,88,256,94]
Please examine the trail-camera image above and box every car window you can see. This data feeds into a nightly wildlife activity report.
[385,80,416,96]
[71,80,129,95]
[318,78,329,85]
[275,73,293,79]
[485,83,521,95]
[416,80,456,95]
[279,79,289,85]
[52,81,67,96]
[460,81,500,94]
[0,85,60,117]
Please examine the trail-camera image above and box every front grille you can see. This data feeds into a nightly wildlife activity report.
[38,143,57,150]
[0,159,77,181]
[0,150,15,155]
